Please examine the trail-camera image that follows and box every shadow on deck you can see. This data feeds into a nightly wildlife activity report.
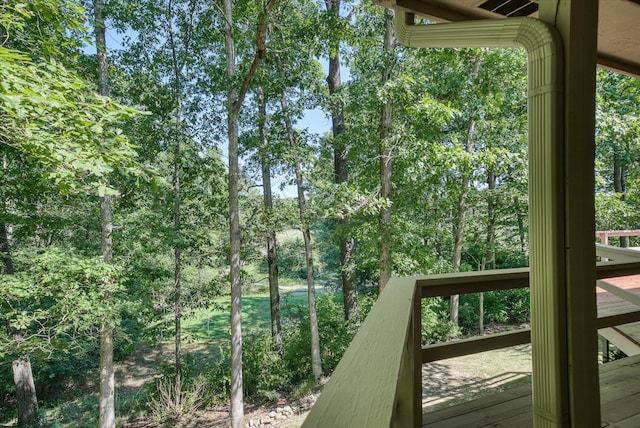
[424,353,640,427]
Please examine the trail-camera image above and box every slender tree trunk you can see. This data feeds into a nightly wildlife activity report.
[450,190,465,325]
[257,87,282,349]
[3,219,40,427]
[99,195,115,428]
[479,169,497,334]
[325,0,358,321]
[0,222,14,275]
[224,1,244,424]
[173,111,183,387]
[95,2,115,425]
[613,156,629,247]
[378,8,395,294]
[450,129,474,326]
[450,55,482,326]
[223,2,277,426]
[515,196,527,258]
[167,13,185,385]
[280,88,322,379]
[484,170,497,270]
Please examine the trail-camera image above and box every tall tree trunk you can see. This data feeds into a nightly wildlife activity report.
[515,196,527,258]
[223,2,277,426]
[325,0,358,321]
[378,8,395,294]
[450,185,466,325]
[13,355,39,428]
[613,156,628,247]
[479,169,497,334]
[450,54,483,326]
[173,107,183,387]
[450,122,475,325]
[280,87,322,379]
[167,7,185,386]
[257,87,282,349]
[224,1,244,424]
[0,222,14,275]
[99,195,115,428]
[484,170,497,272]
[95,2,115,426]
[3,220,40,427]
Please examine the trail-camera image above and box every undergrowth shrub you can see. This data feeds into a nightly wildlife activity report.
[149,375,206,423]
[205,290,376,403]
[242,330,288,401]
[147,354,207,422]
[452,289,531,334]
[421,297,459,344]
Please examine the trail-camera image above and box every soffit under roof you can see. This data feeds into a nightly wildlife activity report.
[376,0,640,78]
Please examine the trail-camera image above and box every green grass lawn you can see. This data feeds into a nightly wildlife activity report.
[182,290,310,342]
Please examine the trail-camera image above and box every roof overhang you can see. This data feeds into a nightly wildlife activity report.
[375,0,640,78]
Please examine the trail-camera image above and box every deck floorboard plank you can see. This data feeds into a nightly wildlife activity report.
[600,392,640,423]
[606,411,640,427]
[423,354,640,427]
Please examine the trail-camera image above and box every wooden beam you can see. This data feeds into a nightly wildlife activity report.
[596,244,640,261]
[422,329,531,363]
[418,268,529,297]
[597,311,640,329]
[596,229,640,238]
[597,261,640,279]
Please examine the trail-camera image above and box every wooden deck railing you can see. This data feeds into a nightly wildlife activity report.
[302,244,640,428]
[302,276,421,428]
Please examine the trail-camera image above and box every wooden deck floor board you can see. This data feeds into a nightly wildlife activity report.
[423,383,531,423]
[597,275,640,353]
[423,354,640,427]
[601,392,640,423]
[422,274,640,426]
[607,412,640,427]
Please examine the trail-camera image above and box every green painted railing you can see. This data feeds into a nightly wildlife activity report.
[302,276,421,428]
[302,244,640,427]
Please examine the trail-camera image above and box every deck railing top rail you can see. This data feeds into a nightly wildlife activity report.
[596,243,640,262]
[302,277,419,428]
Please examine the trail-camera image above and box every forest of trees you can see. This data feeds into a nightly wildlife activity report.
[1,0,639,427]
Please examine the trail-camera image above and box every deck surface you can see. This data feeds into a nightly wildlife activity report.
[597,274,640,353]
[423,275,640,428]
[423,353,640,427]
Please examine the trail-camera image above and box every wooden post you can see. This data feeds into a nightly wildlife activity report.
[538,1,601,426]
[412,286,422,428]
[601,335,610,363]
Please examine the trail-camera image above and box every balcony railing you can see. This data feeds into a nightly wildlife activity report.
[302,245,640,428]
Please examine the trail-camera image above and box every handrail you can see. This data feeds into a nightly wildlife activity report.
[597,260,640,278]
[304,248,640,427]
[418,268,529,297]
[596,230,640,238]
[302,277,420,428]
[423,329,531,363]
[596,243,640,261]
[598,312,640,329]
